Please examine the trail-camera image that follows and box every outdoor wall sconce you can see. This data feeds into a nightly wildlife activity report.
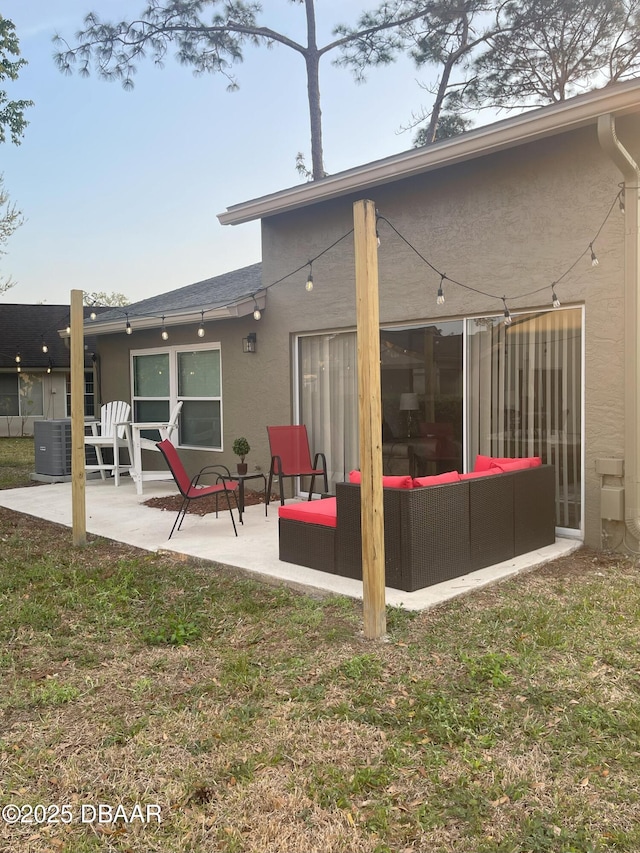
[243,332,257,353]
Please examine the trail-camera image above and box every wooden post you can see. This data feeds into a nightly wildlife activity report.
[70,289,87,546]
[353,199,386,639]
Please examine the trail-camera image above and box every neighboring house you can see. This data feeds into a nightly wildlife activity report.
[0,304,100,437]
[88,80,640,552]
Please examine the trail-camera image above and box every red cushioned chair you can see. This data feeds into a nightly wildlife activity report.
[156,439,239,539]
[267,425,329,507]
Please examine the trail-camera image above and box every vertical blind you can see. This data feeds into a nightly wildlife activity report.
[467,307,582,530]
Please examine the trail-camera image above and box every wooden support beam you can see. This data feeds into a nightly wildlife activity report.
[353,199,386,639]
[70,289,87,546]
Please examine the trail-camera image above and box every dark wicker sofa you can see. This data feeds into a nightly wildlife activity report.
[278,464,556,592]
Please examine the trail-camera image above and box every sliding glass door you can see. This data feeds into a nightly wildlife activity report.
[298,307,582,533]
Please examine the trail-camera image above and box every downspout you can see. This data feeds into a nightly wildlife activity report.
[597,113,640,542]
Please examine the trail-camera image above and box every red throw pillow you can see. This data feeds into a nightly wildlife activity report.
[413,471,461,487]
[475,454,542,472]
[348,470,413,489]
[491,458,533,473]
[459,469,501,480]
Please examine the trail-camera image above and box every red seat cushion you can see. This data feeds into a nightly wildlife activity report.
[413,471,461,487]
[348,470,413,489]
[278,497,337,528]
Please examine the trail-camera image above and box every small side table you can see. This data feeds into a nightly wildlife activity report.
[225,472,268,523]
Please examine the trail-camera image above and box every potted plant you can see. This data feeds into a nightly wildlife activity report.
[232,436,250,475]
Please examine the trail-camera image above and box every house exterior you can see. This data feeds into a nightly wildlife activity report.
[87,80,640,552]
[0,304,99,437]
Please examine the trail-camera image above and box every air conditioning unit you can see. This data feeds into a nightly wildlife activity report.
[34,419,72,476]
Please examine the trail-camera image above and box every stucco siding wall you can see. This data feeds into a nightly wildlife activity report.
[260,124,630,548]
[94,316,280,477]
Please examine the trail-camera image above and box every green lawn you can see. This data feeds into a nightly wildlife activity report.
[0,479,638,852]
[0,436,35,488]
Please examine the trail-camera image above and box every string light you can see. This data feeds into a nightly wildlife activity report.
[46,359,52,374]
[37,189,615,354]
[377,188,619,318]
[619,189,625,213]
[41,337,48,353]
[89,310,97,321]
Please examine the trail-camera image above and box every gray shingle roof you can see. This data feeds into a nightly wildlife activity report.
[0,304,103,370]
[93,262,263,324]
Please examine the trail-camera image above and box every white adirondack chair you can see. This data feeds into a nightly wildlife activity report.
[84,400,133,486]
[129,401,183,495]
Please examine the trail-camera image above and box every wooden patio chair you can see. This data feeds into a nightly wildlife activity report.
[129,401,183,495]
[84,400,133,485]
[266,424,328,507]
[156,438,239,539]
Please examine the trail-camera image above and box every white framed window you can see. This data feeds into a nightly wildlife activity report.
[131,343,222,449]
[65,371,96,417]
[0,373,44,418]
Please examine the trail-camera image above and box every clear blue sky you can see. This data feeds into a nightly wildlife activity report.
[1,0,436,305]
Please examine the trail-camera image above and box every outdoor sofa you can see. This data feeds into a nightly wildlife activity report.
[277,456,556,592]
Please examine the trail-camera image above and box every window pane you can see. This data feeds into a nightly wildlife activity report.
[133,353,170,397]
[380,322,463,476]
[178,350,220,397]
[180,400,221,448]
[0,374,18,417]
[134,400,171,442]
[19,374,44,416]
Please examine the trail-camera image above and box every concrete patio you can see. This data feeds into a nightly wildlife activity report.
[0,477,581,611]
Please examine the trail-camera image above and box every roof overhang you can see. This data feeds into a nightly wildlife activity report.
[58,293,267,338]
[219,80,640,226]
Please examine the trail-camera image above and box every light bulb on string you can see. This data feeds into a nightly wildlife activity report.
[41,337,48,353]
[197,311,205,338]
[252,297,261,320]
[305,262,314,292]
[436,274,446,305]
[15,353,20,364]
[161,316,169,341]
[502,297,512,327]
[619,190,625,214]
[125,314,132,335]
[89,311,97,321]
[551,285,561,309]
[589,243,599,267]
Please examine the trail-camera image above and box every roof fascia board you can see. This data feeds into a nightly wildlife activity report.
[219,82,640,226]
[59,294,267,338]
